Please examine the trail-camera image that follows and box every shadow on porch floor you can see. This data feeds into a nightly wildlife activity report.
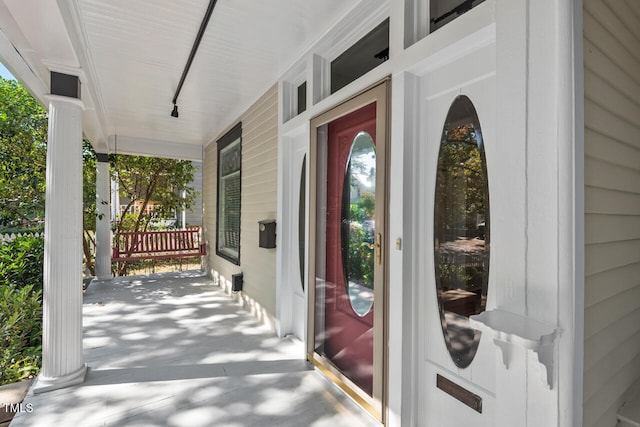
[11,271,379,427]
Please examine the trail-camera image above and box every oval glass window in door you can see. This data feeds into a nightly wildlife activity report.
[298,155,306,291]
[341,131,376,317]
[434,95,490,369]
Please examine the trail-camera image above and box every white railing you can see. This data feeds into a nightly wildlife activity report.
[0,232,44,244]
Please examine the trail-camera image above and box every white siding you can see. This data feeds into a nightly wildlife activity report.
[203,84,279,319]
[583,1,640,426]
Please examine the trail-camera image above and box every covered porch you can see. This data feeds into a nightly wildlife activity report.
[0,0,359,399]
[10,271,377,427]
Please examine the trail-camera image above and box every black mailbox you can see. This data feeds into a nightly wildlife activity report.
[232,273,243,292]
[258,220,276,248]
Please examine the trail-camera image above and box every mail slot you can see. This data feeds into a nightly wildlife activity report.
[258,220,276,248]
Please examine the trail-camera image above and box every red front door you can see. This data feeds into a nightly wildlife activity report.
[309,81,388,420]
[322,102,376,394]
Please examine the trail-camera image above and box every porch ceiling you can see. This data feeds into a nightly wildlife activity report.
[0,0,360,159]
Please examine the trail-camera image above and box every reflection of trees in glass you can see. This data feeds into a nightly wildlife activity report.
[346,192,375,289]
[342,132,376,293]
[434,124,486,243]
[435,122,489,295]
[433,95,490,369]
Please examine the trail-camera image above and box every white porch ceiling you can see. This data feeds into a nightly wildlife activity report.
[0,0,361,159]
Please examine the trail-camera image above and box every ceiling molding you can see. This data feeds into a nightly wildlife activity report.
[0,2,49,105]
[0,31,47,100]
[56,0,110,149]
[108,135,203,162]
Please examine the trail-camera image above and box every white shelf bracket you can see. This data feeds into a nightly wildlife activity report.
[470,309,560,389]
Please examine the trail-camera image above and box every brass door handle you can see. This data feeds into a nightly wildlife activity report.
[375,233,382,265]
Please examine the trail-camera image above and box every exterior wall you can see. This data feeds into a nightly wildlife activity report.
[583,1,640,426]
[277,1,581,425]
[203,84,279,328]
[199,1,584,425]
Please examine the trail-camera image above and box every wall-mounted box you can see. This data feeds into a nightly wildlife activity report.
[258,220,276,248]
[232,273,243,292]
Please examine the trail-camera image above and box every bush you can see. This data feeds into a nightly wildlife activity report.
[0,236,44,292]
[0,235,43,385]
[0,284,42,385]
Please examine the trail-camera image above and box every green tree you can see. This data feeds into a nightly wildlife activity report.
[82,141,98,275]
[0,78,47,227]
[110,154,198,275]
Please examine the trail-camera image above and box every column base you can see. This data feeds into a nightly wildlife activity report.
[92,274,113,282]
[32,364,87,394]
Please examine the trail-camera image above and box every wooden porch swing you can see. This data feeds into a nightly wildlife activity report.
[109,138,207,270]
[111,227,207,263]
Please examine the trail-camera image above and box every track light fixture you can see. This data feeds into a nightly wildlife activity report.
[171,0,218,119]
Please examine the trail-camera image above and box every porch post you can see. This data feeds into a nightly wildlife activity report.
[94,153,112,280]
[35,72,87,393]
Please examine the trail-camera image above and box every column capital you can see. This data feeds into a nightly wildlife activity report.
[45,94,85,110]
[96,152,109,163]
[50,71,81,99]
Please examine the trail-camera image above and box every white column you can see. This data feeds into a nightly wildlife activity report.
[181,190,187,229]
[110,174,119,221]
[35,95,87,393]
[94,156,112,280]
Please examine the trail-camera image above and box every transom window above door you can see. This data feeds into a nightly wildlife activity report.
[330,18,389,94]
[404,0,490,47]
[430,0,487,32]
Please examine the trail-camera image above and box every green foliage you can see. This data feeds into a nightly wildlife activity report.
[0,284,42,385]
[346,222,374,289]
[345,193,375,289]
[110,154,198,275]
[0,235,44,385]
[82,141,98,275]
[0,236,44,292]
[0,77,48,227]
[435,122,488,241]
[111,154,197,234]
[83,141,98,231]
[0,78,47,383]
[348,192,374,224]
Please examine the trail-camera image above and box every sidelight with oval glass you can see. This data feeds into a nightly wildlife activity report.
[298,156,306,291]
[341,131,376,317]
[433,95,490,369]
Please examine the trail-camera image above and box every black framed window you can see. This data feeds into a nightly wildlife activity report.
[297,82,307,115]
[216,123,242,264]
[330,19,389,94]
[430,0,486,33]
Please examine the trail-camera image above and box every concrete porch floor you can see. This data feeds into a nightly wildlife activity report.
[10,271,380,427]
